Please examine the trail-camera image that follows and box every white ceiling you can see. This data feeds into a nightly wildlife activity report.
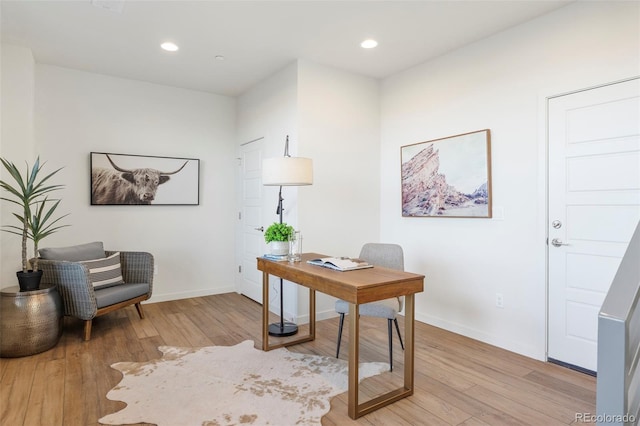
[1,0,574,97]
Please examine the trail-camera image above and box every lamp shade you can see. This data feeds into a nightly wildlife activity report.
[262,157,313,186]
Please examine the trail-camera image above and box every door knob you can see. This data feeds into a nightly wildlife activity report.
[254,226,264,232]
[551,238,569,247]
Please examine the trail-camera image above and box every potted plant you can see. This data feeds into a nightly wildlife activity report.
[264,222,294,256]
[0,157,69,291]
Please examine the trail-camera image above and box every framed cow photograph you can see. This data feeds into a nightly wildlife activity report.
[90,152,200,205]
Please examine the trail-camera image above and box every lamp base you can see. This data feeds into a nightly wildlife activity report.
[268,321,298,337]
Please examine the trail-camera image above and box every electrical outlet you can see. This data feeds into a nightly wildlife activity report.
[496,293,504,308]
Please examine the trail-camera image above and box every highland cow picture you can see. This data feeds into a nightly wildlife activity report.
[401,129,492,218]
[90,152,199,205]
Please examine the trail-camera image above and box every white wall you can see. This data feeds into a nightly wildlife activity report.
[297,60,381,256]
[21,64,237,302]
[0,45,36,284]
[236,60,381,322]
[380,1,640,359]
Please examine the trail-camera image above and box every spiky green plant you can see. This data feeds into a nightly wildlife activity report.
[0,157,69,272]
[27,196,69,271]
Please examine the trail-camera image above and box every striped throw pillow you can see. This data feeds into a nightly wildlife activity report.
[81,252,125,289]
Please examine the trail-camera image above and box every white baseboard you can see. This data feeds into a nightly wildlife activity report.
[145,291,543,362]
[296,308,339,325]
[416,311,545,361]
[146,286,236,304]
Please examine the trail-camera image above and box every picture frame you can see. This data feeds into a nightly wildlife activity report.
[90,152,200,205]
[401,129,492,218]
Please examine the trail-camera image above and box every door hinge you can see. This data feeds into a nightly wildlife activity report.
[238,211,242,220]
[238,265,242,273]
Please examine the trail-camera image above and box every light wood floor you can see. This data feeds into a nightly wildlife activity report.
[1,292,595,425]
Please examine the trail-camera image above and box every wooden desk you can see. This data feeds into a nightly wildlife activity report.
[256,252,424,419]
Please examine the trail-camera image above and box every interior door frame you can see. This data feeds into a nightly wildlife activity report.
[235,136,266,300]
[539,76,640,362]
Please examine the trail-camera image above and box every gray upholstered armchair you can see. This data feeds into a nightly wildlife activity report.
[35,242,154,341]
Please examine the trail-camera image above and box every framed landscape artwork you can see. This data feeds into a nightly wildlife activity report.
[90,152,200,205]
[401,129,492,218]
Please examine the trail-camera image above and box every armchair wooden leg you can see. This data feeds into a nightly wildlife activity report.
[134,302,145,319]
[83,320,93,341]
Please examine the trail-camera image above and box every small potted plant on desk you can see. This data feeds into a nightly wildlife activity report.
[264,222,294,256]
[0,157,69,291]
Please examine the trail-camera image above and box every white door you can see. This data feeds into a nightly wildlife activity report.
[548,78,640,372]
[238,138,266,303]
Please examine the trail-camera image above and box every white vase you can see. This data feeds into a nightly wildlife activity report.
[270,241,289,256]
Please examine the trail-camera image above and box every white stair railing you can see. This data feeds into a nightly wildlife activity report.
[597,221,640,426]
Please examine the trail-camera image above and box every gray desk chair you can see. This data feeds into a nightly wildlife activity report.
[335,243,405,371]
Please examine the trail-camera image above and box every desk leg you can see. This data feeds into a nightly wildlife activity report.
[261,272,316,351]
[404,294,415,393]
[262,271,269,351]
[349,294,416,419]
[309,289,316,340]
[348,302,359,419]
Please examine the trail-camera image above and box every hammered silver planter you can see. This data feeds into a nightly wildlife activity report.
[0,283,63,358]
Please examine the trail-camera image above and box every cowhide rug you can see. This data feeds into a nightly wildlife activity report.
[99,340,388,426]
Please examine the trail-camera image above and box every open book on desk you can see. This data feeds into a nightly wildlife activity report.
[306,257,373,272]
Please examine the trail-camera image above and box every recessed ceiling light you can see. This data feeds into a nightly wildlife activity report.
[160,42,179,52]
[361,39,378,49]
[215,55,225,61]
